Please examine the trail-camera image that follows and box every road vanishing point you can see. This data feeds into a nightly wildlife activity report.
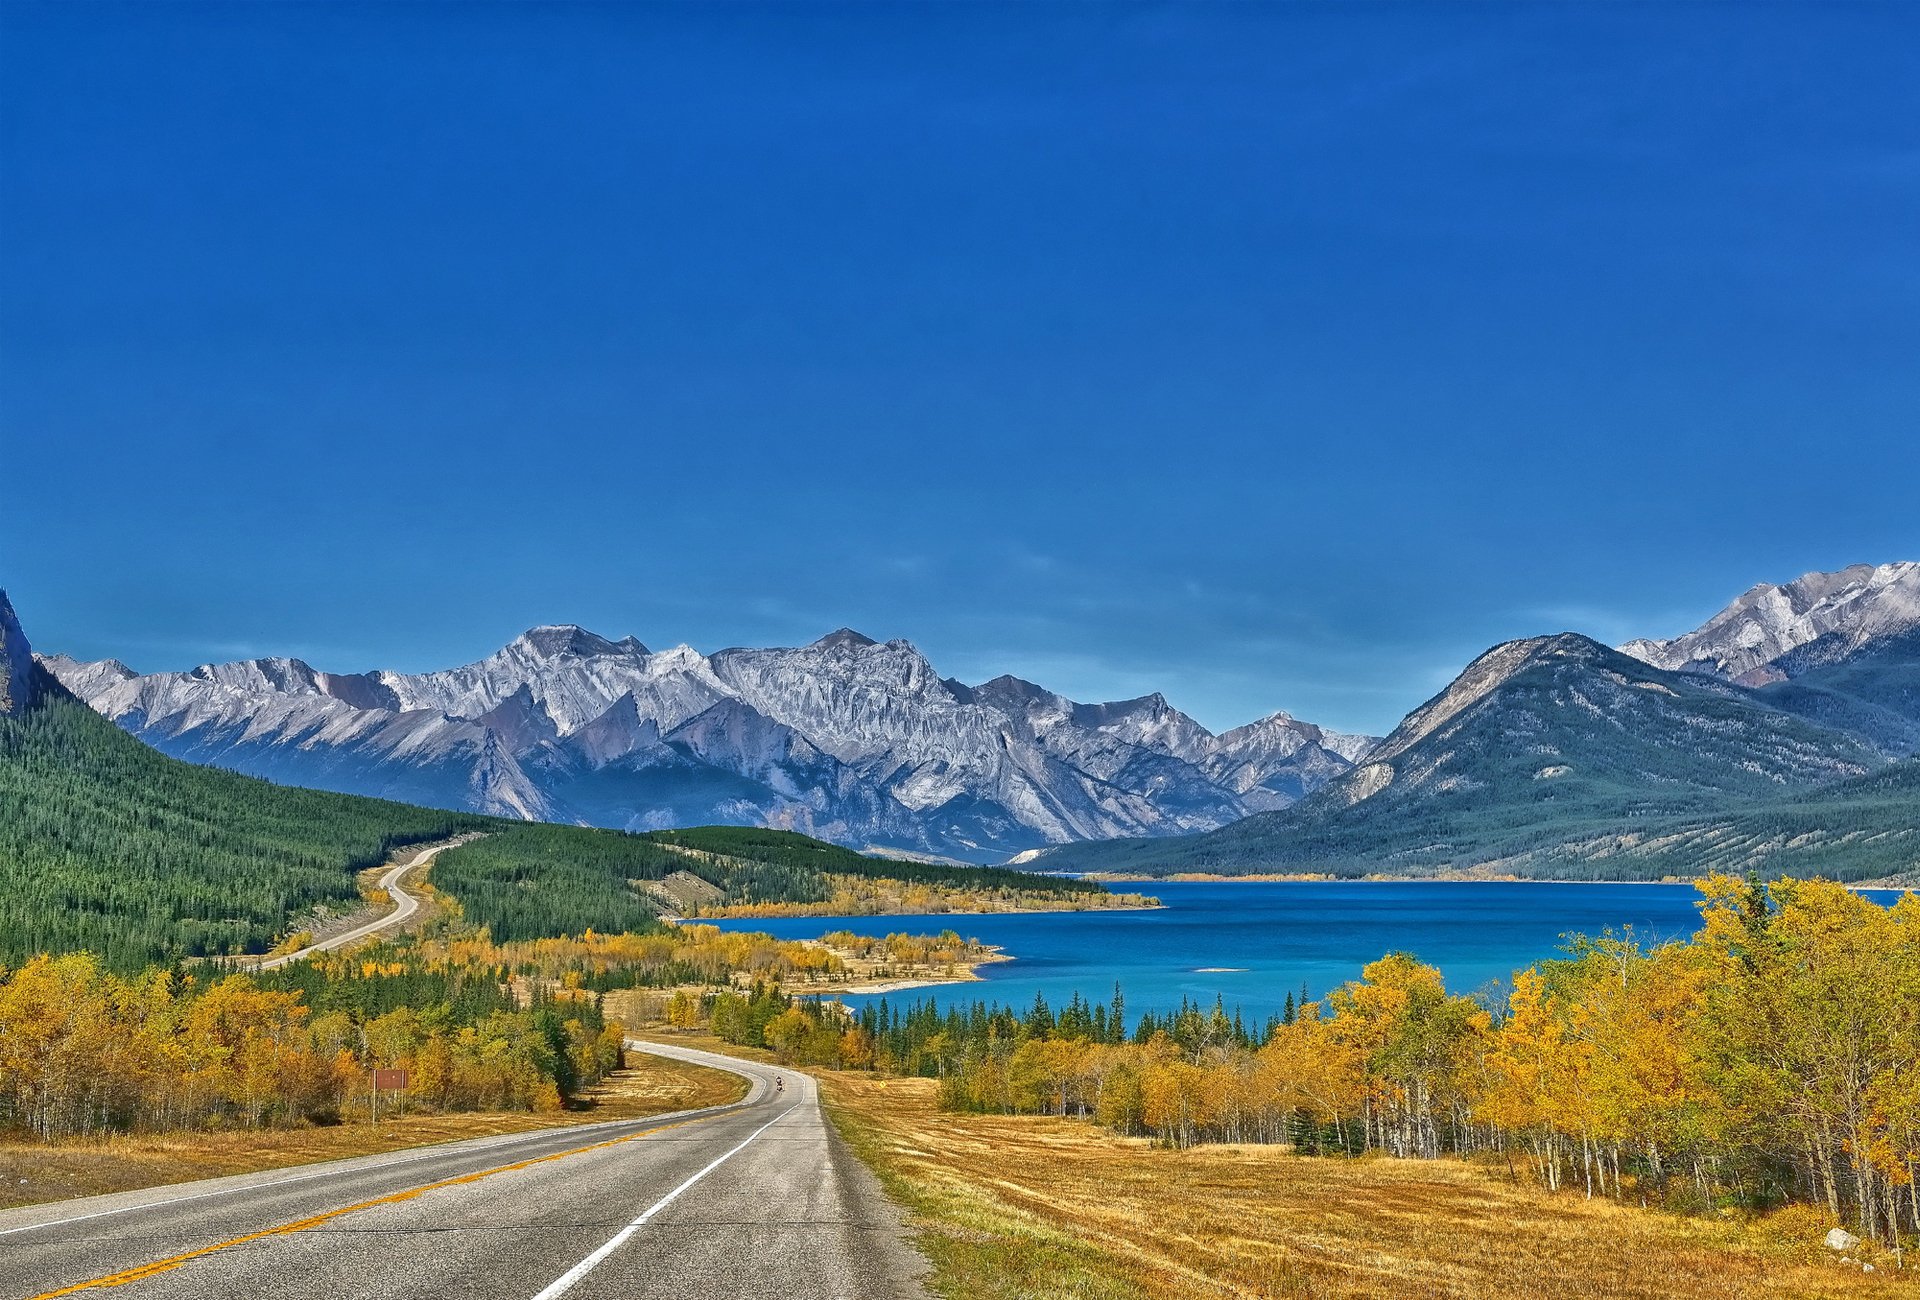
[0,1042,930,1300]
[254,834,479,971]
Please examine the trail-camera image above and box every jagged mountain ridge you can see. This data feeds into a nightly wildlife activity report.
[1034,631,1889,877]
[1621,561,1920,759]
[1622,561,1920,686]
[44,623,1375,862]
[1315,633,1877,816]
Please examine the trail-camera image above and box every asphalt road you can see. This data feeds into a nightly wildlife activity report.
[0,1042,929,1300]
[255,835,480,971]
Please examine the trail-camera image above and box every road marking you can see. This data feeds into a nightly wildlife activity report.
[0,1108,697,1240]
[20,1112,727,1300]
[529,1105,798,1300]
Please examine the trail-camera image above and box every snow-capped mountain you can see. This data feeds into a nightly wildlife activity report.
[1036,630,1887,877]
[1620,561,1920,758]
[43,623,1376,861]
[1318,633,1875,815]
[37,651,551,819]
[1622,562,1920,686]
[1203,711,1377,809]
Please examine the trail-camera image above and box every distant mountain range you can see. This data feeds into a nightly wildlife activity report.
[2,588,1113,966]
[42,622,1374,863]
[1036,562,1920,881]
[38,560,1920,878]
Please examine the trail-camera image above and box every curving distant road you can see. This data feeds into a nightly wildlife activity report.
[0,1040,929,1300]
[255,834,479,971]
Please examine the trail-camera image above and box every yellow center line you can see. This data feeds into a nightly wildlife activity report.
[25,1110,729,1300]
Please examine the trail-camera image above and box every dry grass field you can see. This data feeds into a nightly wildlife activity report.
[0,1048,745,1212]
[819,1072,1917,1300]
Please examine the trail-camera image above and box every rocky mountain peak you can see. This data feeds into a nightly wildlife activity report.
[971,675,1060,708]
[1368,633,1612,767]
[44,609,1362,860]
[0,590,34,717]
[647,643,708,670]
[1068,691,1216,765]
[513,625,642,660]
[472,683,561,751]
[1622,561,1920,684]
[811,627,880,651]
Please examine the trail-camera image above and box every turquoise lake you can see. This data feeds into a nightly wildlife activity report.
[708,881,1909,1023]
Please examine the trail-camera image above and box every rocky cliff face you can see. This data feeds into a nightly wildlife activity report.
[1316,633,1876,815]
[1623,562,1920,685]
[44,621,1375,861]
[0,591,34,718]
[1035,629,1891,877]
[1620,562,1920,758]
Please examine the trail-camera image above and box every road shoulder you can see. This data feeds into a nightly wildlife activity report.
[0,1047,743,1215]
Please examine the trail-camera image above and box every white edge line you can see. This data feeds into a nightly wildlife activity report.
[529,1105,798,1300]
[0,1100,734,1240]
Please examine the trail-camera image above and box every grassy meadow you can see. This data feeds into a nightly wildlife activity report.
[819,1070,1914,1300]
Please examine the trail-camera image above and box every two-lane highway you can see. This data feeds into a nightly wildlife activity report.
[254,834,482,972]
[0,1042,928,1300]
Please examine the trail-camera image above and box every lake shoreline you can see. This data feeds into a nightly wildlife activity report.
[1082,871,1914,893]
[689,900,1165,920]
[706,879,1913,1024]
[1083,872,1702,884]
[789,940,1014,997]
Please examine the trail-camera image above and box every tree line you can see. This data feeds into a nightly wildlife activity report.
[0,917,922,1140]
[0,949,620,1139]
[0,676,485,968]
[420,822,1119,940]
[0,680,1121,969]
[709,876,1920,1248]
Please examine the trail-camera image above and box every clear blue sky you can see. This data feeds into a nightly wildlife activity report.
[3,3,1916,735]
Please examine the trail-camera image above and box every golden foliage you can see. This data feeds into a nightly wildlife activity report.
[691,873,1157,917]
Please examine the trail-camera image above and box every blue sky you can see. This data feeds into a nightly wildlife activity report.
[3,3,1916,736]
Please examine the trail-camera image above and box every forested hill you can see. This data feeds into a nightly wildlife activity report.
[1041,755,1920,882]
[426,823,1115,942]
[1037,635,1920,882]
[3,593,1120,966]
[0,664,487,967]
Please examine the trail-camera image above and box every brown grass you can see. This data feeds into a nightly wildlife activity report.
[818,1072,1917,1300]
[0,1048,745,1213]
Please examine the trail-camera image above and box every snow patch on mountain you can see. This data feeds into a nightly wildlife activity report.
[1623,562,1920,684]
[43,619,1372,861]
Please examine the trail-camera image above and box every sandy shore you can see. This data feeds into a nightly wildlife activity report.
[811,947,1014,996]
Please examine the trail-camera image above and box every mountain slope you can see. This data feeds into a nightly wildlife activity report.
[1622,562,1920,758]
[1309,633,1874,814]
[1746,625,1920,756]
[47,624,1374,861]
[0,594,487,967]
[40,652,552,819]
[0,593,30,718]
[1623,561,1920,685]
[1037,633,1889,878]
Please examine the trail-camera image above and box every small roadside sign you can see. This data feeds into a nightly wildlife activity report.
[373,1068,410,1091]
